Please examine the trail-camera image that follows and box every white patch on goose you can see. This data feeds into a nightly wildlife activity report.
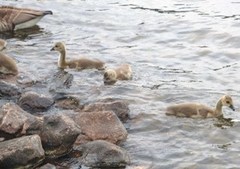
[14,16,44,30]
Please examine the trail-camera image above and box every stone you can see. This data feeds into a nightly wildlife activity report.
[78,140,130,168]
[18,91,54,113]
[74,111,128,144]
[0,80,21,98]
[48,70,73,93]
[0,103,41,138]
[39,163,56,169]
[82,98,130,122]
[0,135,45,169]
[39,114,81,158]
[54,96,81,110]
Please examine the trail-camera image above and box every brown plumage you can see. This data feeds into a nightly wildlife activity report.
[0,40,18,76]
[0,39,7,51]
[166,95,235,118]
[0,6,52,32]
[51,42,105,70]
[104,64,132,85]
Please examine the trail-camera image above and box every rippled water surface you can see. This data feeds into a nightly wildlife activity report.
[2,0,240,168]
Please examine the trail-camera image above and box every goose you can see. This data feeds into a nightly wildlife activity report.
[0,6,52,32]
[50,42,105,70]
[104,64,132,85]
[166,95,235,118]
[0,39,7,51]
[0,39,18,76]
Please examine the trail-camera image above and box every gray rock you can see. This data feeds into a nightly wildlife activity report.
[78,140,130,168]
[49,70,73,93]
[18,91,54,113]
[0,135,45,169]
[0,103,41,138]
[82,98,130,122]
[40,114,81,158]
[0,80,21,97]
[38,163,56,169]
[74,111,128,145]
[55,96,81,110]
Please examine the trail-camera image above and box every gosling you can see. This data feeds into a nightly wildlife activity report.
[0,6,52,32]
[104,64,132,85]
[0,39,18,76]
[166,95,235,118]
[51,42,105,70]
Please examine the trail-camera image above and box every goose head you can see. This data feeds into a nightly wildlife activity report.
[51,42,65,53]
[104,69,117,85]
[221,95,235,111]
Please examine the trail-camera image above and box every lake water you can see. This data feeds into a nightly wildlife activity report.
[2,0,240,168]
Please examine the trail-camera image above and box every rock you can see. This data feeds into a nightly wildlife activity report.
[0,103,41,139]
[0,135,45,169]
[0,80,21,98]
[49,70,73,93]
[82,98,130,122]
[78,140,130,168]
[39,114,81,158]
[74,111,128,144]
[39,163,56,169]
[18,91,54,113]
[54,96,81,110]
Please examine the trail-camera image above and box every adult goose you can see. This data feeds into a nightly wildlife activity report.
[0,6,52,32]
[166,95,235,118]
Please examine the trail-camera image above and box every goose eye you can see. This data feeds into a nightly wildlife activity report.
[226,101,230,104]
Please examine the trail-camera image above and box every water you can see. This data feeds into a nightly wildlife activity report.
[2,0,240,168]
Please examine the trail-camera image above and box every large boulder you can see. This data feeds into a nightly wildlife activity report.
[74,111,128,145]
[0,103,42,139]
[39,115,81,158]
[0,135,45,169]
[82,98,130,122]
[0,80,21,98]
[77,140,130,168]
[18,91,54,113]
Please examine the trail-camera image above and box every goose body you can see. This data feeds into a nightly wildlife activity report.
[51,42,105,70]
[166,95,235,118]
[0,39,7,51]
[0,6,52,32]
[0,40,18,76]
[104,64,132,85]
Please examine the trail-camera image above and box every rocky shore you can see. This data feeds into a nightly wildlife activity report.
[0,70,131,168]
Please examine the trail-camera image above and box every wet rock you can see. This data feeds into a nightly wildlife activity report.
[49,70,73,92]
[38,163,56,169]
[18,91,54,113]
[0,135,45,169]
[0,103,41,138]
[78,140,130,168]
[0,80,21,98]
[82,98,130,122]
[55,96,81,110]
[74,111,128,144]
[40,114,81,158]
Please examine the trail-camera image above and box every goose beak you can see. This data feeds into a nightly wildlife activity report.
[50,47,55,51]
[229,104,235,111]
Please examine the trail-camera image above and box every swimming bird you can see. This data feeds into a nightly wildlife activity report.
[0,39,7,51]
[166,95,235,118]
[51,42,105,70]
[104,64,132,85]
[0,6,52,32]
[0,39,18,76]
